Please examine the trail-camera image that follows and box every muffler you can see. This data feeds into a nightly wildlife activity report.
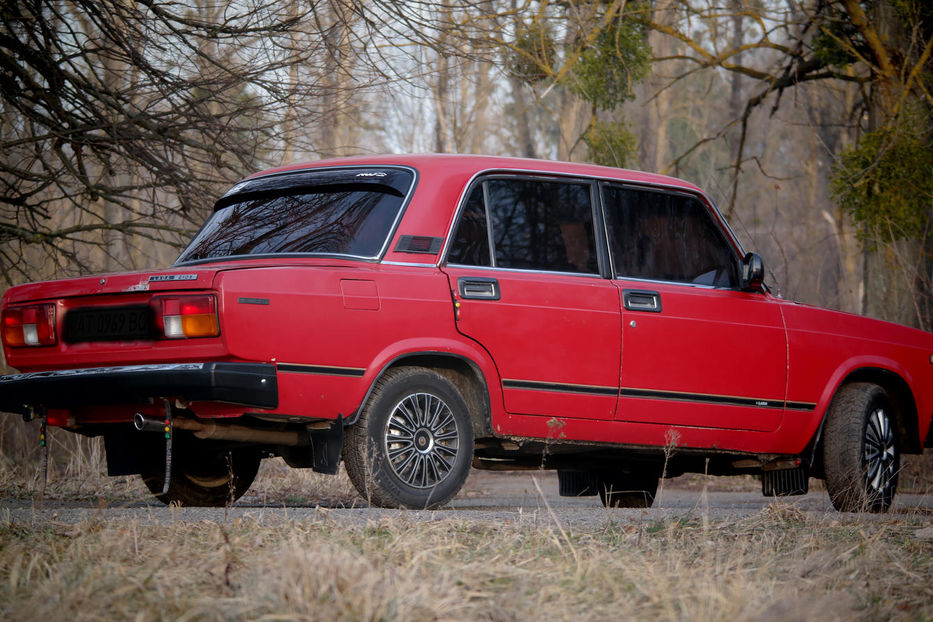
[134,413,305,446]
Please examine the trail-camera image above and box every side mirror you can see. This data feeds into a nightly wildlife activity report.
[741,252,765,292]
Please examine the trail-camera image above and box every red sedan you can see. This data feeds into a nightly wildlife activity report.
[2,155,931,511]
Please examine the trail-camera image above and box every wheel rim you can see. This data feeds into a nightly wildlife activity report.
[863,407,897,498]
[384,392,460,488]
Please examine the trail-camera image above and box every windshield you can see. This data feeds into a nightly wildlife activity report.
[176,167,414,263]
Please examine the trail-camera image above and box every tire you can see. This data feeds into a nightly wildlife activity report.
[822,383,899,513]
[597,469,661,508]
[344,367,474,509]
[140,434,261,507]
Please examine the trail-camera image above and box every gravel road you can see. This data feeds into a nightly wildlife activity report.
[3,471,931,529]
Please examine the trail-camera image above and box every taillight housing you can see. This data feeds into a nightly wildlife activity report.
[2,303,57,347]
[152,295,220,339]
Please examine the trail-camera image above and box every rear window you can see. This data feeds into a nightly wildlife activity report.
[176,168,414,263]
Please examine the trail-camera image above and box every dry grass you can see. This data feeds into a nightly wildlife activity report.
[2,417,933,620]
[1,507,932,621]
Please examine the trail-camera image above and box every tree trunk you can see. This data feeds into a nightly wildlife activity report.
[858,0,927,328]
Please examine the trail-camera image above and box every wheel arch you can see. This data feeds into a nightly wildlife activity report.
[810,367,921,470]
[349,351,495,439]
[841,368,921,453]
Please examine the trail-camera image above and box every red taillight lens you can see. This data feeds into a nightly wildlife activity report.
[152,295,219,339]
[2,303,57,347]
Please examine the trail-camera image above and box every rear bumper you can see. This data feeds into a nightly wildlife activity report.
[0,362,278,415]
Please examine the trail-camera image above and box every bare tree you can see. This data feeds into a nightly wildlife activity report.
[0,0,393,285]
[641,0,931,328]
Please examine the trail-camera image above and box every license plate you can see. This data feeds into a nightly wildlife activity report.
[64,306,152,343]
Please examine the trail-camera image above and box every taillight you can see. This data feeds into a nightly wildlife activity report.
[2,303,57,347]
[152,295,219,339]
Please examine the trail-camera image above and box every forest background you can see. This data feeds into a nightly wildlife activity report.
[0,0,931,481]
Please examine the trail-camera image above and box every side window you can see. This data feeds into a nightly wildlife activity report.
[447,185,491,266]
[489,179,598,273]
[603,185,738,288]
[448,178,599,274]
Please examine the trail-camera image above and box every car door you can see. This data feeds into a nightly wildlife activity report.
[442,176,622,421]
[601,184,788,432]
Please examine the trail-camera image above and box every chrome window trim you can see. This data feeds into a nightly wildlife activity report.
[612,275,736,291]
[482,180,496,268]
[438,166,746,273]
[179,252,381,267]
[445,263,605,280]
[380,260,437,268]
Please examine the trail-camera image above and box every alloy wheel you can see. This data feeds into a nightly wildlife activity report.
[384,392,460,488]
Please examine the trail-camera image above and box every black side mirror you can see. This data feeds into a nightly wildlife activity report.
[741,252,765,292]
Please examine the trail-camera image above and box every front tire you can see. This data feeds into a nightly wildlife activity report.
[822,383,899,513]
[344,367,474,509]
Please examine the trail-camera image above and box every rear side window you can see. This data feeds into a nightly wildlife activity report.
[603,185,738,287]
[177,168,413,263]
[447,186,491,266]
[448,178,599,274]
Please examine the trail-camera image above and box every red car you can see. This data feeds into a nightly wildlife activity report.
[2,155,931,511]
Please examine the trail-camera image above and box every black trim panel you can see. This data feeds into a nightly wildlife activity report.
[501,380,818,412]
[503,379,618,397]
[395,235,443,254]
[622,387,816,412]
[238,297,270,305]
[0,363,278,414]
[277,363,366,377]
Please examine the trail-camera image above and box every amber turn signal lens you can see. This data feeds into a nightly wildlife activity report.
[180,313,220,338]
[152,295,219,339]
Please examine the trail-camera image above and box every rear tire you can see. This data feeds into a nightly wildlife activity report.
[344,367,474,509]
[822,383,899,513]
[140,434,261,507]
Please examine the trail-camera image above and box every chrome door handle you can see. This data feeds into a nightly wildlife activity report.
[623,289,662,312]
[458,277,500,300]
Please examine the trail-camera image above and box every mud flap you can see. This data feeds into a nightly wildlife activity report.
[308,415,343,475]
[762,464,810,496]
[557,469,600,496]
[104,431,144,476]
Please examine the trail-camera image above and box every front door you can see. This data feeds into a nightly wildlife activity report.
[602,184,787,432]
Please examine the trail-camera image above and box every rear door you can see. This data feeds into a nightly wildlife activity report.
[602,184,787,432]
[442,176,621,421]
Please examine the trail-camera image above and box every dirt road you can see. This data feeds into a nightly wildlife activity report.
[3,470,930,528]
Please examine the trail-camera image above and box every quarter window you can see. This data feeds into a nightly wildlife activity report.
[448,178,599,274]
[447,185,490,266]
[603,185,738,287]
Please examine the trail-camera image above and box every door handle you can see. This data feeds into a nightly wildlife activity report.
[458,277,500,300]
[623,289,662,312]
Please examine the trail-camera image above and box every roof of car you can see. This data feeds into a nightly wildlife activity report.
[247,153,702,193]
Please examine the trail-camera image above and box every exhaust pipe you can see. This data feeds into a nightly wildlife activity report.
[134,412,305,446]
[134,412,168,433]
